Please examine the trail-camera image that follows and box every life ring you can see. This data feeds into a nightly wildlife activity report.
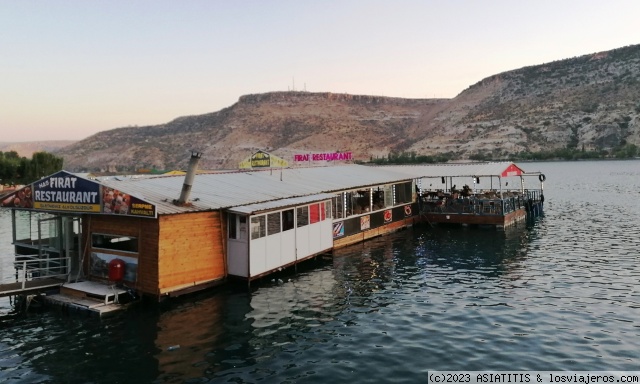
[538,174,546,182]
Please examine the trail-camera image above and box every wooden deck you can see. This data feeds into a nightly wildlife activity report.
[46,281,130,316]
[0,278,66,297]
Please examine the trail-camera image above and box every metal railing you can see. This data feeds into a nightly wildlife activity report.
[524,189,544,202]
[419,190,542,216]
[12,254,70,290]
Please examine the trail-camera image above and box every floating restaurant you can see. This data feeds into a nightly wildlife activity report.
[0,155,544,315]
[381,162,545,229]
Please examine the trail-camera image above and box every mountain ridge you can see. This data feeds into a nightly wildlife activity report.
[37,44,640,170]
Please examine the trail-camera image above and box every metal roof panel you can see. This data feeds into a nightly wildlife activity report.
[376,162,533,178]
[98,165,414,215]
[228,193,337,215]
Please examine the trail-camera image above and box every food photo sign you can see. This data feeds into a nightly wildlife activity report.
[1,171,156,218]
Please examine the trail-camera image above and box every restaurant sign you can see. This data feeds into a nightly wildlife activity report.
[0,171,157,218]
[293,151,353,162]
[238,150,289,169]
[33,172,101,212]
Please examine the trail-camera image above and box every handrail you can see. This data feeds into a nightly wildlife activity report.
[419,190,541,216]
[12,254,70,288]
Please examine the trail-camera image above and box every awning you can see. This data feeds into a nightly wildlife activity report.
[228,193,336,215]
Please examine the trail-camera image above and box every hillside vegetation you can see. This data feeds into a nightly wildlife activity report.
[54,44,640,171]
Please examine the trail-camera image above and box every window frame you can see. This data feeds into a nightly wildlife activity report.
[91,232,139,254]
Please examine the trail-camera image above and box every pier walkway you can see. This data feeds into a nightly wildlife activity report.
[0,277,65,297]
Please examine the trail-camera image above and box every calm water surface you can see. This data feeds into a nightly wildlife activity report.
[1,160,639,383]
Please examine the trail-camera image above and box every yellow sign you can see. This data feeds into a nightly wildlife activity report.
[34,202,101,212]
[239,151,289,169]
[251,151,270,167]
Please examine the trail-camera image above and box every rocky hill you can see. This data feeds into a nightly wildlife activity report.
[56,44,640,171]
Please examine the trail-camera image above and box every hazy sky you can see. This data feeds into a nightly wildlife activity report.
[1,1,638,142]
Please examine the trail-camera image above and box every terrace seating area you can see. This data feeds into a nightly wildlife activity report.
[419,188,532,216]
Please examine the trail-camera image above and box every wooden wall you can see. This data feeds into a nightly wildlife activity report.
[157,211,226,295]
[422,209,527,227]
[84,215,159,297]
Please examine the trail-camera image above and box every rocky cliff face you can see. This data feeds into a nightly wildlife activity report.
[56,44,640,171]
[411,44,640,158]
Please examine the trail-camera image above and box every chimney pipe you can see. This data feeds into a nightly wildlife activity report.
[176,151,202,205]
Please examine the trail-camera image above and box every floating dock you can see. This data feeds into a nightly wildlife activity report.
[1,161,545,313]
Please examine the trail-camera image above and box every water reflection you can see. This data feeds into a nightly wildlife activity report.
[0,208,542,383]
[3,160,640,381]
[0,309,160,383]
[151,290,254,382]
[333,223,535,290]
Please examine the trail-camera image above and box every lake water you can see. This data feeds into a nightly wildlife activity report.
[1,160,639,383]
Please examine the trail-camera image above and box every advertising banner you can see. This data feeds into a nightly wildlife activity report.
[293,151,353,162]
[33,171,101,213]
[1,171,157,218]
[239,150,289,169]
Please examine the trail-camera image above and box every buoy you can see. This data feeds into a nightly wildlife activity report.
[108,258,125,282]
[538,174,546,182]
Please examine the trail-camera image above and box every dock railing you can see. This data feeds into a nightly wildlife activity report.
[0,254,70,294]
[420,190,541,216]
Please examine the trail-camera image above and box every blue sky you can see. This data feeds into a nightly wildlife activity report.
[1,0,638,142]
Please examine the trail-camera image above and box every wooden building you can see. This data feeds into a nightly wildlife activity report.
[0,159,545,309]
[0,158,421,304]
[380,162,546,229]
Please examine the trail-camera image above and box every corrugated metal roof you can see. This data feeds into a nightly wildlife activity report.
[99,164,414,215]
[228,193,337,215]
[376,162,539,178]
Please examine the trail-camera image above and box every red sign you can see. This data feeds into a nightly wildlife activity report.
[294,152,353,162]
[501,164,524,177]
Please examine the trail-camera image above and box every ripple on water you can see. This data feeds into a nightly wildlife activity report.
[1,161,640,381]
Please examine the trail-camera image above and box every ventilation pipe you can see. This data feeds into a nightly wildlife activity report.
[175,151,202,206]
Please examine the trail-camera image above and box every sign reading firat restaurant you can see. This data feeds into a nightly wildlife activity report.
[34,174,101,212]
[0,171,157,218]
[294,151,353,162]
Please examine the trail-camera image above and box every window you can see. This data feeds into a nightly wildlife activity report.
[309,203,320,224]
[353,190,371,214]
[229,214,248,239]
[384,185,394,207]
[324,200,332,220]
[229,213,238,239]
[267,212,281,235]
[239,215,247,239]
[346,191,354,216]
[251,215,266,239]
[92,233,138,253]
[332,193,344,219]
[282,209,295,231]
[297,206,308,227]
[373,187,385,210]
[394,182,413,204]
